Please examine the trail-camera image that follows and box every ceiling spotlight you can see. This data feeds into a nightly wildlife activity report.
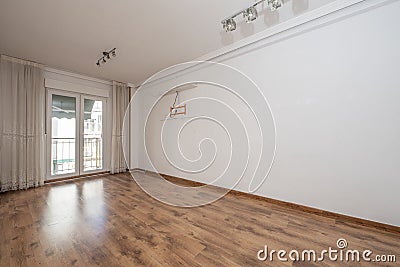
[221,0,286,32]
[96,48,117,67]
[243,6,258,23]
[222,18,236,32]
[268,0,283,11]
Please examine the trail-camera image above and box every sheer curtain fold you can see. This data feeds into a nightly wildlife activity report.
[0,56,45,192]
[111,81,131,174]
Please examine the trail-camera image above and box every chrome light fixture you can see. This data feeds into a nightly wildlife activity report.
[243,6,258,23]
[268,0,283,11]
[104,51,111,60]
[222,18,237,32]
[221,0,286,32]
[96,48,117,67]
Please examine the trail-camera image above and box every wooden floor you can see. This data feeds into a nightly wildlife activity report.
[0,173,399,266]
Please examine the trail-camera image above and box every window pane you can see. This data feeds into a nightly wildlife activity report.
[83,99,103,171]
[51,95,76,176]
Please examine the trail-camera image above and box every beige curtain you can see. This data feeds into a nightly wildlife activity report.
[0,55,46,192]
[111,81,131,174]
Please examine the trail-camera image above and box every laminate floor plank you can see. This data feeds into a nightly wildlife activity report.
[0,172,398,266]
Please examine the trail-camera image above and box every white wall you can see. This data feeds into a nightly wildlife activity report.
[131,0,400,226]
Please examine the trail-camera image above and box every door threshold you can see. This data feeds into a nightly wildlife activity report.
[45,171,110,184]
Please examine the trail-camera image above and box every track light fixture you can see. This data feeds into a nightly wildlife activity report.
[96,48,117,67]
[244,6,258,23]
[268,0,283,11]
[222,18,237,32]
[221,0,285,32]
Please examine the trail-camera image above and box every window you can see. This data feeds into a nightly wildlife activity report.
[47,90,107,179]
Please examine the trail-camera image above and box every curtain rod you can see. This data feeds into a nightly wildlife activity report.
[0,54,45,68]
[1,54,136,88]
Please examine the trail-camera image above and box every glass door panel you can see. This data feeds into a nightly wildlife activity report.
[83,98,104,172]
[47,91,106,180]
[51,94,77,176]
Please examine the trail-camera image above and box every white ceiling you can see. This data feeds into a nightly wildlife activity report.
[0,0,334,84]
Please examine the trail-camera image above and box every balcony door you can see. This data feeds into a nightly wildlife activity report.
[47,90,106,180]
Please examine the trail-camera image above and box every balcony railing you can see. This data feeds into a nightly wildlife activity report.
[51,137,102,175]
[83,136,103,171]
